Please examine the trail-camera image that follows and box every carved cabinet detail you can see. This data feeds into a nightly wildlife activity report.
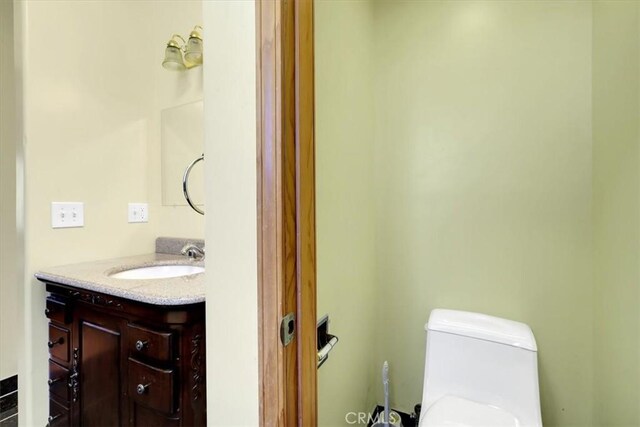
[42,281,206,427]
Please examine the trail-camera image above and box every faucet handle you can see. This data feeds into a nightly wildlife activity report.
[181,243,205,260]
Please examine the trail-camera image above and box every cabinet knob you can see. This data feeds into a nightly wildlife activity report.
[136,383,150,395]
[135,340,148,351]
[48,376,64,386]
[48,337,64,348]
[47,413,62,425]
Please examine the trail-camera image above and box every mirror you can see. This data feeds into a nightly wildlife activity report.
[161,100,204,207]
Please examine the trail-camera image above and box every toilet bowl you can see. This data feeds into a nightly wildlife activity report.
[419,309,543,427]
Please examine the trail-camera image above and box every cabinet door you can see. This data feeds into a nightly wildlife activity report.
[78,312,125,426]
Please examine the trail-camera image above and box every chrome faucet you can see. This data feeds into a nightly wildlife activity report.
[181,243,205,260]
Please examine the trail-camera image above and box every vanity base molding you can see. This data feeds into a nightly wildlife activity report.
[42,281,206,427]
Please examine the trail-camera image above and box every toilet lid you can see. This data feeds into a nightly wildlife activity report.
[423,396,520,427]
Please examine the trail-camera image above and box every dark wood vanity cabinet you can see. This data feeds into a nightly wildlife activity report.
[42,281,206,427]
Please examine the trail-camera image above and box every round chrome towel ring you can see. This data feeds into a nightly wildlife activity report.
[182,153,204,215]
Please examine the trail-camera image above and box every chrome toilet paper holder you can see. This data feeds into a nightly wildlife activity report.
[317,314,338,368]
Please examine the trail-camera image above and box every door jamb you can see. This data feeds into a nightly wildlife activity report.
[294,2,317,425]
[256,0,317,426]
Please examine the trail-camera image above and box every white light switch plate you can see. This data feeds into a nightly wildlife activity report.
[128,203,148,223]
[51,202,84,228]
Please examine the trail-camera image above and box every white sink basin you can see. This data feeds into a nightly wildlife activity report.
[109,265,204,280]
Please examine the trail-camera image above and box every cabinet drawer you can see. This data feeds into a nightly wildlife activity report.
[48,324,70,363]
[128,357,175,415]
[45,297,72,325]
[132,403,180,427]
[127,324,173,362]
[48,360,69,403]
[48,399,70,427]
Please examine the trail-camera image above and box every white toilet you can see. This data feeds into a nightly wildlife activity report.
[419,309,543,427]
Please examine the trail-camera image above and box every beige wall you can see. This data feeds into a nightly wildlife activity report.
[148,2,205,238]
[372,2,594,425]
[593,2,640,426]
[202,1,259,425]
[316,1,378,424]
[17,1,203,424]
[0,0,19,381]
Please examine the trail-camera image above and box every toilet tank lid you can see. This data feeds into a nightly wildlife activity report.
[426,309,537,351]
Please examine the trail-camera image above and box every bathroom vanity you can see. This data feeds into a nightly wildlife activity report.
[36,240,206,427]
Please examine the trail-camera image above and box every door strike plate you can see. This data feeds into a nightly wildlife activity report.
[280,312,296,346]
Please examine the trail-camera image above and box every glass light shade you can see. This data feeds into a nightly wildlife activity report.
[162,45,186,71]
[184,37,203,65]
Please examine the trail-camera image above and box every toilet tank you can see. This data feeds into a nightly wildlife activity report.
[421,309,542,427]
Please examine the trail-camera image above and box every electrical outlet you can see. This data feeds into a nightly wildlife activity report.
[128,203,149,223]
[51,202,84,228]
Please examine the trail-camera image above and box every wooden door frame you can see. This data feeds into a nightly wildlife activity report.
[256,0,317,426]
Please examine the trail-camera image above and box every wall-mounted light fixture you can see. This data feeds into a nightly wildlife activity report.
[162,25,203,71]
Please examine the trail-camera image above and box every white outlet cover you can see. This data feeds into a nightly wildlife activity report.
[51,202,84,228]
[128,203,149,223]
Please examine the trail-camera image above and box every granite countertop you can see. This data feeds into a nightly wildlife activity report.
[35,238,205,306]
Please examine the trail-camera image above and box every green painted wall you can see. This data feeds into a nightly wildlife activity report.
[316,1,378,425]
[593,2,640,426]
[317,2,639,426]
[372,3,594,426]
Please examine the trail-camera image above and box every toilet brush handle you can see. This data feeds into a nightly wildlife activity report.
[383,361,390,427]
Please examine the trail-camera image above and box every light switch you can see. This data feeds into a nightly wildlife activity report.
[51,202,84,228]
[128,203,148,223]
